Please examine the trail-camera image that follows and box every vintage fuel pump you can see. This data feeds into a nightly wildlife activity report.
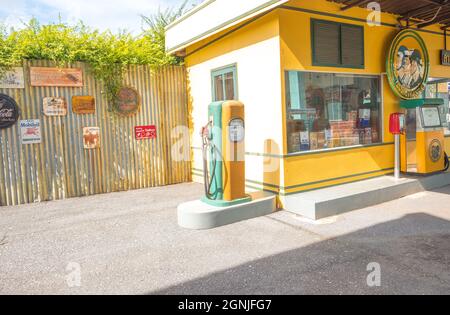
[201,101,251,207]
[399,98,449,175]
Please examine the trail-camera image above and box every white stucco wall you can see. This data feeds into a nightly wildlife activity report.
[187,34,284,190]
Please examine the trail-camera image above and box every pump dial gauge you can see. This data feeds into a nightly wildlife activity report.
[229,118,245,143]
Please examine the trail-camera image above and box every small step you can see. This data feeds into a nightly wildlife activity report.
[284,172,450,220]
[178,191,276,230]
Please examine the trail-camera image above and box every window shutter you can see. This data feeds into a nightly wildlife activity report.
[341,25,364,67]
[312,21,340,65]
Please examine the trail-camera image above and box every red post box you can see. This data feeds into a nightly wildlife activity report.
[389,113,405,135]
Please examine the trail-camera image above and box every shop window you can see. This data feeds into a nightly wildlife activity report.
[285,71,381,154]
[424,79,450,134]
[211,65,238,102]
[311,19,364,69]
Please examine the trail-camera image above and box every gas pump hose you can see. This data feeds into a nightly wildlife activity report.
[202,135,219,200]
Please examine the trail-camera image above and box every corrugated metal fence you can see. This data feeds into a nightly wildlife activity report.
[0,60,191,206]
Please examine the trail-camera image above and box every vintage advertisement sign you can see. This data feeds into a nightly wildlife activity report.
[43,97,67,116]
[386,30,430,100]
[0,67,25,89]
[135,125,157,140]
[116,87,140,116]
[72,96,95,114]
[30,67,83,87]
[0,94,20,129]
[83,127,100,149]
[441,50,450,66]
[20,119,41,144]
[429,139,443,162]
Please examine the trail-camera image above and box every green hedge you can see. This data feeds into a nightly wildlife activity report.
[0,10,184,110]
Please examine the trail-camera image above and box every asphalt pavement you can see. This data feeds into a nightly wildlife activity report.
[0,183,449,294]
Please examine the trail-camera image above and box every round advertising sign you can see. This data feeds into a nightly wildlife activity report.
[115,87,140,116]
[0,93,20,129]
[386,29,430,100]
[429,139,442,163]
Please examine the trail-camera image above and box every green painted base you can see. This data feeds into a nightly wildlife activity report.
[201,195,252,207]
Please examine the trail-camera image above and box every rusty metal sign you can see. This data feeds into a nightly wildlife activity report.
[0,94,20,129]
[72,96,95,114]
[0,67,25,89]
[30,67,83,87]
[83,127,100,149]
[43,97,67,116]
[116,87,140,116]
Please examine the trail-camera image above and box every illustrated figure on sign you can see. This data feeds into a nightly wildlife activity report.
[396,46,424,89]
[83,130,99,148]
[24,127,39,136]
[408,50,424,89]
[397,46,412,86]
[396,46,408,71]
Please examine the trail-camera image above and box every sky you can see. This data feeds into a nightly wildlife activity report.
[0,0,202,33]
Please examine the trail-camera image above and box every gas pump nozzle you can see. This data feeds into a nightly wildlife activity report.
[201,125,209,140]
[201,119,213,140]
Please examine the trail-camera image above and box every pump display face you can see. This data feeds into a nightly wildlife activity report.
[421,106,441,128]
[228,118,245,143]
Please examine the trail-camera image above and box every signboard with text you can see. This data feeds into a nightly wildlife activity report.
[72,96,95,114]
[135,125,157,140]
[30,67,83,87]
[20,119,41,144]
[43,97,67,116]
[0,67,25,89]
[116,87,140,116]
[83,127,100,149]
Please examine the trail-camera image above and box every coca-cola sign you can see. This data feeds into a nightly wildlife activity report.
[0,94,20,129]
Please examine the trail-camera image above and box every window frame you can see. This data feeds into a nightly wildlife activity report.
[311,18,365,69]
[284,69,384,155]
[211,64,238,102]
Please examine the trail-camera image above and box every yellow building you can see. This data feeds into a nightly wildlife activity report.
[166,0,450,206]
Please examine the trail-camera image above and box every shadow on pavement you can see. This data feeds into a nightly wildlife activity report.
[430,185,450,195]
[149,213,450,295]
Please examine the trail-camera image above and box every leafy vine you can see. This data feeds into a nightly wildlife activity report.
[0,2,188,111]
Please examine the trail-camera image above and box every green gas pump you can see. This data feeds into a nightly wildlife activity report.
[201,101,251,207]
[201,101,224,201]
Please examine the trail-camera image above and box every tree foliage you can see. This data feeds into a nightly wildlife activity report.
[0,2,188,111]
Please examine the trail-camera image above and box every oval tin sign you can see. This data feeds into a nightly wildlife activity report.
[386,29,430,100]
[0,93,20,129]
